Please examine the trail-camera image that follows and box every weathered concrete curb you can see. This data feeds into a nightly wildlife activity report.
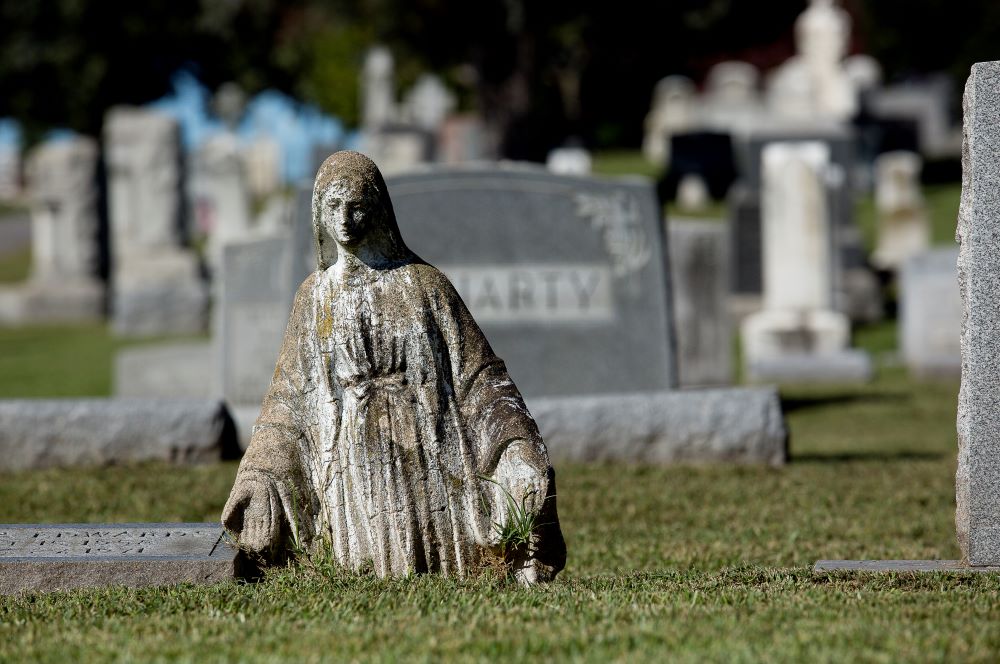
[529,387,787,466]
[0,399,239,471]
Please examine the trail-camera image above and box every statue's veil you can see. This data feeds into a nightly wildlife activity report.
[311,151,410,270]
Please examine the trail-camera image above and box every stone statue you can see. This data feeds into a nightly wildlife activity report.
[222,151,566,584]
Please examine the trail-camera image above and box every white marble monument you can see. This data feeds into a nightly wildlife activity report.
[642,76,698,166]
[741,141,870,382]
[873,151,931,271]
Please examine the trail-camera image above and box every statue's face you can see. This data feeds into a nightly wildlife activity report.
[319,178,372,248]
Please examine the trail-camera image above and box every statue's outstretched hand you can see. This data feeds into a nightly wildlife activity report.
[222,477,282,554]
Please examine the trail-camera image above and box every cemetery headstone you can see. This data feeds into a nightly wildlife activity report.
[900,248,960,378]
[702,61,764,133]
[403,74,456,132]
[873,151,930,270]
[0,524,236,594]
[361,46,397,131]
[0,148,18,201]
[115,341,215,399]
[815,62,1000,572]
[675,174,709,211]
[794,0,855,120]
[190,133,252,271]
[741,141,871,382]
[261,159,784,465]
[956,61,1000,566]
[727,182,763,296]
[361,126,434,175]
[242,136,282,199]
[216,235,299,445]
[385,164,679,399]
[669,219,732,386]
[0,136,104,324]
[643,76,698,166]
[438,114,499,164]
[105,106,207,336]
[733,128,882,323]
[546,147,592,175]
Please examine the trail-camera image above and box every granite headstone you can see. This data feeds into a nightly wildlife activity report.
[669,218,732,386]
[900,248,960,378]
[0,523,236,594]
[956,61,1000,566]
[385,164,679,400]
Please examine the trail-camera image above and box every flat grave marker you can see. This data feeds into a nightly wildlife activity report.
[0,523,237,594]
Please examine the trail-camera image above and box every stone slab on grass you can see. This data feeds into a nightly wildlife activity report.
[814,560,1000,573]
[531,387,787,466]
[0,523,237,594]
[0,399,239,471]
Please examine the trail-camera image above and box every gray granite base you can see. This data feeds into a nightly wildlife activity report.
[114,341,215,399]
[0,399,239,471]
[529,388,787,466]
[747,350,873,383]
[0,523,238,594]
[813,559,1000,572]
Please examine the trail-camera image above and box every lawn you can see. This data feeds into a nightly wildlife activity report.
[1,317,996,662]
[0,168,988,661]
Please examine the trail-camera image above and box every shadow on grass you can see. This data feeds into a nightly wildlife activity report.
[792,451,947,463]
[781,392,909,413]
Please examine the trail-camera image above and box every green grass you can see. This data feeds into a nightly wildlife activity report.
[1,318,995,661]
[0,324,120,397]
[0,325,210,398]
[0,247,30,283]
[591,150,662,180]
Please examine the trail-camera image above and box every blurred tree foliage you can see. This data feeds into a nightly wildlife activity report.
[1,0,998,155]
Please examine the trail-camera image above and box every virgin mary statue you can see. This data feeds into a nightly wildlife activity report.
[222,151,565,584]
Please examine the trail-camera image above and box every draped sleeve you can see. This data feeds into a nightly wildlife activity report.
[418,265,547,475]
[223,273,321,551]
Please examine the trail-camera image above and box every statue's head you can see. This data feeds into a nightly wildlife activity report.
[312,151,408,269]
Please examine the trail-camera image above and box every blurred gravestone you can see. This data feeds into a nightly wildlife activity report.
[546,147,592,175]
[385,165,679,401]
[732,128,882,323]
[0,136,104,324]
[728,182,763,296]
[105,107,207,336]
[669,218,731,386]
[216,235,300,444]
[270,160,784,465]
[190,133,252,272]
[642,76,698,167]
[741,141,870,382]
[402,74,456,133]
[900,248,960,378]
[873,151,930,271]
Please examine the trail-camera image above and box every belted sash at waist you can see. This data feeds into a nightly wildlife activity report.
[342,373,408,402]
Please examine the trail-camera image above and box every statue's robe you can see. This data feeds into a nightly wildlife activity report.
[228,258,565,580]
